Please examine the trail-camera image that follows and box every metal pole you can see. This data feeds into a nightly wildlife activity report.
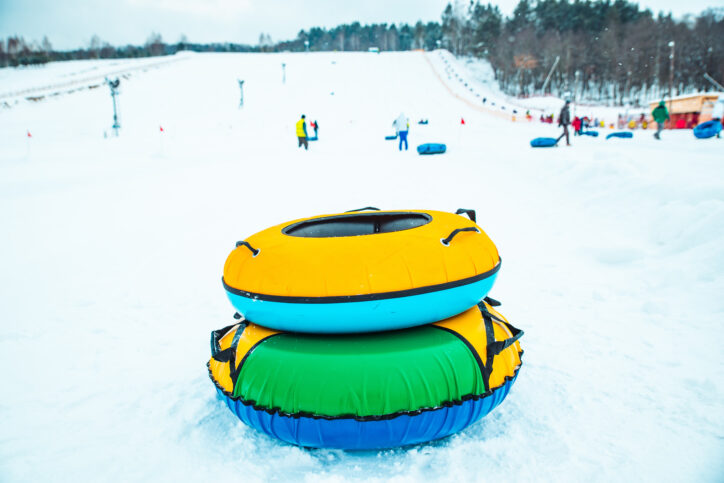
[105,77,121,136]
[654,39,660,98]
[704,73,724,91]
[238,80,244,108]
[282,63,286,84]
[541,56,560,94]
[668,41,675,128]
[111,89,119,136]
[575,70,581,102]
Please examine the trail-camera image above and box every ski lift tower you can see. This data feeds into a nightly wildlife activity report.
[238,79,245,108]
[105,77,121,136]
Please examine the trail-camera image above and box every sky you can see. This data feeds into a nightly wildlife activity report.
[0,0,720,50]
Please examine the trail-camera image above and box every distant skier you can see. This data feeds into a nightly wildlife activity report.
[311,120,319,139]
[393,113,409,151]
[557,100,571,146]
[296,114,308,150]
[652,101,669,140]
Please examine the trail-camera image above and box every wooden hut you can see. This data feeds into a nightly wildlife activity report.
[649,92,723,129]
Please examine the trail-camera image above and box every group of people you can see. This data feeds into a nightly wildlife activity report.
[295,112,410,152]
[295,115,319,150]
[556,102,599,144]
[295,97,720,150]
[556,98,678,143]
[572,116,591,136]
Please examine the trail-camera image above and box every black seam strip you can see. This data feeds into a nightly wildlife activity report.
[222,259,501,304]
[207,352,523,422]
[432,325,486,390]
[482,313,496,392]
[226,322,248,391]
[228,333,282,395]
[211,347,234,363]
[210,323,238,357]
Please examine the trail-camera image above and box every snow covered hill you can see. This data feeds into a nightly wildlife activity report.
[0,51,722,482]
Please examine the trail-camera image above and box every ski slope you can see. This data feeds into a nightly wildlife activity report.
[0,51,722,482]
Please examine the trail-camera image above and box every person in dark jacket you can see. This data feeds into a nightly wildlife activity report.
[557,100,571,146]
[652,101,669,140]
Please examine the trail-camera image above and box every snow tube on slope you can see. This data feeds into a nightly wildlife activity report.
[417,143,446,155]
[606,131,633,140]
[581,130,599,137]
[223,208,500,333]
[208,302,523,450]
[530,137,558,148]
[693,120,722,139]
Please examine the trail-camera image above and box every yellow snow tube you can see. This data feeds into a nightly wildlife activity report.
[222,208,502,332]
[224,208,499,298]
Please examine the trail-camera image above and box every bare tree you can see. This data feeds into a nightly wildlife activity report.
[89,35,102,59]
[146,32,164,56]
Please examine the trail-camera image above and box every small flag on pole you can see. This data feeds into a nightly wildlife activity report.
[460,118,465,125]
[27,131,32,137]
[159,126,164,132]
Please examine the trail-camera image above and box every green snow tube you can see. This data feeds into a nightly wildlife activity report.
[208,301,523,449]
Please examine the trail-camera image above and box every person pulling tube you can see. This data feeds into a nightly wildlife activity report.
[556,100,571,146]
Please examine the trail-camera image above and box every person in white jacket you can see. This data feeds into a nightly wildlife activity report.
[392,113,410,151]
[711,98,724,138]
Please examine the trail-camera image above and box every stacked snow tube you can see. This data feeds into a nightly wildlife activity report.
[209,208,523,449]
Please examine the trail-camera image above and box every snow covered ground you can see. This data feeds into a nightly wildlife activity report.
[0,50,722,482]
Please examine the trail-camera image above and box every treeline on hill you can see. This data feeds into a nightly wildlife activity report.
[2,1,723,105]
[0,32,256,67]
[441,1,724,104]
[287,1,724,105]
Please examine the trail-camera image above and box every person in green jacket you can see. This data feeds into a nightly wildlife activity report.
[652,101,669,140]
